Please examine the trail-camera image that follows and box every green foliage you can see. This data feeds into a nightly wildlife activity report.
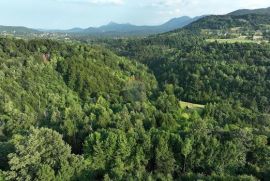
[0,171,6,181]
[181,173,258,181]
[0,142,14,171]
[6,127,83,181]
[187,14,270,31]
[0,34,269,180]
[83,129,152,180]
[92,26,270,179]
[185,14,270,41]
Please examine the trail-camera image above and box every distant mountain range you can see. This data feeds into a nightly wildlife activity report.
[59,16,204,36]
[0,16,203,37]
[0,6,269,37]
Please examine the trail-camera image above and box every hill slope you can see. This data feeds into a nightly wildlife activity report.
[0,25,40,35]
[95,22,270,180]
[228,7,270,16]
[1,17,270,180]
[184,13,270,40]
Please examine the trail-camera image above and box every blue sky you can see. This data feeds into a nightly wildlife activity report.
[0,0,269,29]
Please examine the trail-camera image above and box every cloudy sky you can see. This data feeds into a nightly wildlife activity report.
[0,0,269,29]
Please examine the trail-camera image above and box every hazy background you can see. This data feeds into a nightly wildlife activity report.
[0,0,270,29]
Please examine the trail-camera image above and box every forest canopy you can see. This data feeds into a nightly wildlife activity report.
[0,24,270,181]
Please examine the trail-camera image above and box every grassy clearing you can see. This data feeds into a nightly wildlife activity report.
[206,38,269,44]
[180,101,205,110]
[206,38,256,43]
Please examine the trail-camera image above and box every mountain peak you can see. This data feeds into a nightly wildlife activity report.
[107,21,118,25]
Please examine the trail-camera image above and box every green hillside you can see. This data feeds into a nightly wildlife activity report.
[1,6,270,181]
[228,7,270,16]
[91,24,270,179]
[0,37,156,155]
[185,14,270,42]
[0,25,40,35]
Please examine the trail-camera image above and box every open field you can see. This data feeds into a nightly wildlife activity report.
[206,38,269,43]
[180,101,205,110]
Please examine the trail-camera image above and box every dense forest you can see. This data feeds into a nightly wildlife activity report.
[94,28,270,180]
[0,9,270,181]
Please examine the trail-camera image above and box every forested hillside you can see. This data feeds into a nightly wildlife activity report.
[0,28,270,181]
[184,14,270,41]
[105,31,270,111]
[98,29,270,180]
[228,7,270,16]
[1,6,270,180]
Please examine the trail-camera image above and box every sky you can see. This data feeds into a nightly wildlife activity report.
[0,0,269,29]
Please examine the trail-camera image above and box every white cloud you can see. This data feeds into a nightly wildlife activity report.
[139,0,270,17]
[142,0,269,8]
[54,0,124,5]
[140,0,190,17]
[138,0,182,8]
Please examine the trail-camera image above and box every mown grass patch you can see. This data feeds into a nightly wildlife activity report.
[180,101,205,110]
[206,38,269,44]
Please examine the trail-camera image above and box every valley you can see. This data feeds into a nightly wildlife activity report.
[0,5,270,181]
